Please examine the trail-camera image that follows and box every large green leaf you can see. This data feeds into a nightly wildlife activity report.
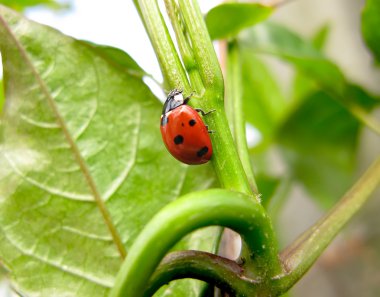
[0,5,218,297]
[362,0,380,64]
[205,3,273,40]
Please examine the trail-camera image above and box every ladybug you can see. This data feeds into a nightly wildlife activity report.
[160,89,213,165]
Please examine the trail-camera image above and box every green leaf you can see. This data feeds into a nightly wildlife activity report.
[292,24,331,103]
[255,174,280,209]
[79,41,147,79]
[240,50,286,147]
[242,22,380,134]
[362,0,380,64]
[292,72,317,103]
[241,22,346,95]
[0,5,218,297]
[344,84,380,111]
[312,23,330,50]
[278,91,360,208]
[205,3,273,40]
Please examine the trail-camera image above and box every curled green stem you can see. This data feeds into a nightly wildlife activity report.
[109,189,281,297]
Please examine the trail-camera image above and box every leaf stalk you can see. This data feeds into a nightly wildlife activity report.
[226,40,259,194]
[273,156,380,294]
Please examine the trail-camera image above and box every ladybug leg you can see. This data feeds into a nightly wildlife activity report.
[195,108,216,116]
[205,125,216,134]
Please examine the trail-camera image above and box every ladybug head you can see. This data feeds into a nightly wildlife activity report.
[162,89,186,115]
[168,89,185,103]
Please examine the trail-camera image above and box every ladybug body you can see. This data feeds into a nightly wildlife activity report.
[160,90,213,165]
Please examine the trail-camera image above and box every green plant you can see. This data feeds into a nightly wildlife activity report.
[0,1,379,297]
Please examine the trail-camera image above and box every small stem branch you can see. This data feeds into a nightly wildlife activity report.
[272,156,380,295]
[349,104,380,135]
[109,189,281,297]
[164,0,204,93]
[178,0,223,93]
[227,41,258,194]
[145,250,255,297]
[134,0,191,91]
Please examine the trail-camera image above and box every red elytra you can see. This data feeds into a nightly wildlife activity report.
[160,90,213,165]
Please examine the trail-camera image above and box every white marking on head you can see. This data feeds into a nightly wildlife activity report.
[174,93,184,103]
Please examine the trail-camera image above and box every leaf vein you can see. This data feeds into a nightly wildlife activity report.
[3,152,93,201]
[1,226,113,288]
[103,105,141,201]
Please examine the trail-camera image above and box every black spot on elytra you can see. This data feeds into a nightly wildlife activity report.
[174,135,184,145]
[189,119,196,126]
[181,122,185,127]
[197,146,208,157]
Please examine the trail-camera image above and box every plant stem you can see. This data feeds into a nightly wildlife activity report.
[272,156,380,295]
[135,0,253,195]
[145,250,255,297]
[226,41,258,194]
[164,0,204,93]
[177,0,223,92]
[349,104,380,135]
[109,189,281,297]
[132,0,281,289]
[134,0,191,92]
[175,0,253,196]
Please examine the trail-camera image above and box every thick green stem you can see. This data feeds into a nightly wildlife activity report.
[227,41,258,194]
[177,0,223,92]
[272,156,380,295]
[134,0,191,91]
[201,91,254,195]
[164,0,204,93]
[136,0,253,196]
[174,0,253,196]
[109,189,281,297]
[145,250,255,297]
